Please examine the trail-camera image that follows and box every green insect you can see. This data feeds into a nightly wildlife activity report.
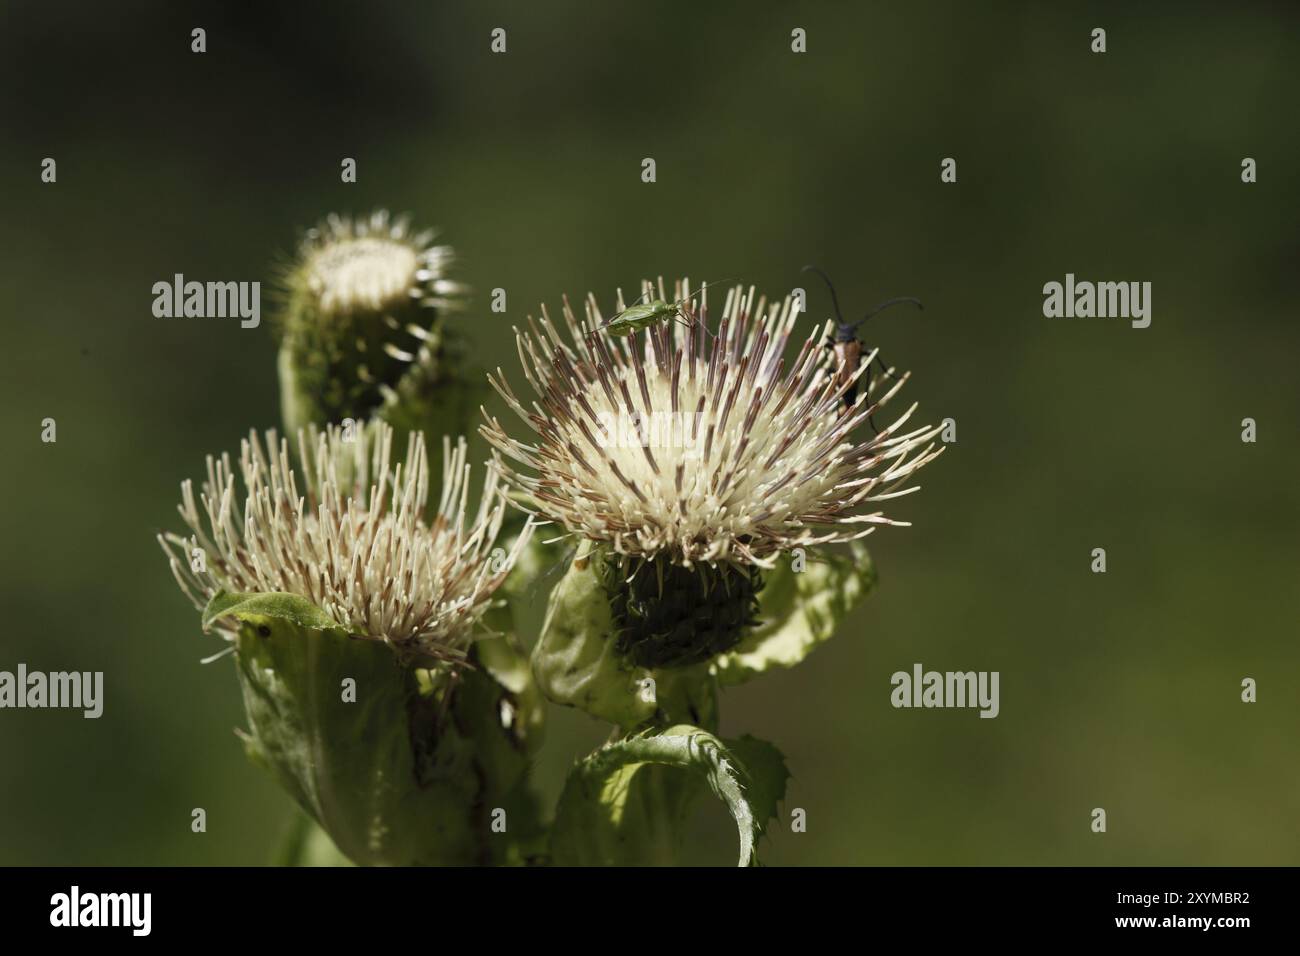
[591,280,730,340]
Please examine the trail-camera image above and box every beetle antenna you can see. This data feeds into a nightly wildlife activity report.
[851,296,923,331]
[801,265,844,325]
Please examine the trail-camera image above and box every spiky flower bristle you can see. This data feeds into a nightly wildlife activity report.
[482,277,945,571]
[158,422,529,664]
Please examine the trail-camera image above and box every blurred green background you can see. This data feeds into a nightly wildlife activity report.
[2,1,1297,865]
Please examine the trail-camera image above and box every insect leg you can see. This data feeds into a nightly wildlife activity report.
[674,316,717,340]
[862,362,881,434]
[675,308,718,339]
[872,351,902,381]
[852,296,922,382]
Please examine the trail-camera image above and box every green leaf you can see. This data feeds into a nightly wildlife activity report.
[550,724,789,867]
[530,546,657,728]
[724,734,790,846]
[213,590,544,865]
[202,589,341,632]
[712,543,876,686]
[274,811,355,867]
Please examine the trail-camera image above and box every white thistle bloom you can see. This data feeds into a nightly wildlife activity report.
[159,423,527,663]
[481,278,944,572]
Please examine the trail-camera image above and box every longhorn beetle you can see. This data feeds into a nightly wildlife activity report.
[801,265,923,432]
[590,280,730,340]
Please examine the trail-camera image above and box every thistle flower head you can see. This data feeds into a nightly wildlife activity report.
[277,210,468,434]
[481,278,944,573]
[297,210,460,317]
[159,422,527,664]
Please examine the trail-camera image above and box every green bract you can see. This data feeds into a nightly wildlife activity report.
[207,590,544,866]
[530,546,658,729]
[713,543,877,686]
[533,542,875,721]
[275,813,354,867]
